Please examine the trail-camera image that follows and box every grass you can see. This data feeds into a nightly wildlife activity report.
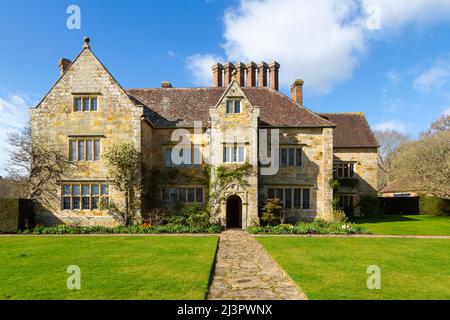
[258,237,450,300]
[351,215,450,236]
[0,236,218,300]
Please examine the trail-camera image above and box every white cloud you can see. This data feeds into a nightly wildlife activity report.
[186,0,450,94]
[412,61,450,92]
[167,50,176,58]
[442,107,450,116]
[185,54,225,86]
[373,120,408,133]
[0,93,31,176]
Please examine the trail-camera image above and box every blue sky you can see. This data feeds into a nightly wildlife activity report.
[1,0,450,176]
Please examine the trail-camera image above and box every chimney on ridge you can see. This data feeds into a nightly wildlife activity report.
[269,61,280,91]
[246,62,257,87]
[212,63,224,87]
[235,62,246,87]
[223,62,235,87]
[58,58,72,77]
[258,61,269,87]
[291,79,304,106]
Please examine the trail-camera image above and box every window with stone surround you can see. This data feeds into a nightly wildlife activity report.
[267,187,311,209]
[69,138,101,161]
[165,146,202,167]
[73,96,98,112]
[226,99,241,114]
[62,183,109,210]
[161,187,204,204]
[333,162,355,178]
[280,146,302,168]
[223,144,245,163]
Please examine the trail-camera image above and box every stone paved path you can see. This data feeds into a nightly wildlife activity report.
[207,229,307,300]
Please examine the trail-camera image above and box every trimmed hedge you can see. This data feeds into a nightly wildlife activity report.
[247,220,370,235]
[18,224,223,235]
[419,195,450,216]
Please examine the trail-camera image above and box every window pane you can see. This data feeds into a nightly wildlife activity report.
[194,146,202,165]
[169,188,177,202]
[62,197,71,210]
[162,189,169,202]
[91,98,98,111]
[196,188,203,203]
[92,197,99,209]
[294,189,301,209]
[226,100,233,113]
[303,189,310,209]
[83,98,90,111]
[267,188,275,199]
[78,141,85,161]
[63,185,71,195]
[276,189,284,202]
[86,140,93,161]
[344,165,349,178]
[91,184,99,196]
[74,98,82,112]
[288,148,295,166]
[185,147,192,166]
[72,197,80,209]
[338,166,343,178]
[166,148,172,167]
[238,146,244,162]
[101,184,109,195]
[94,140,100,161]
[232,146,237,162]
[296,148,302,167]
[82,185,90,196]
[281,148,288,167]
[72,185,81,195]
[70,141,77,161]
[235,100,241,113]
[224,146,230,162]
[285,189,292,209]
[349,164,354,177]
[178,188,187,202]
[82,197,90,209]
[187,188,195,202]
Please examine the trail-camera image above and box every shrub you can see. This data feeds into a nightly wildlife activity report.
[261,198,284,226]
[419,195,450,216]
[331,209,348,223]
[358,195,380,217]
[247,220,369,235]
[143,208,167,226]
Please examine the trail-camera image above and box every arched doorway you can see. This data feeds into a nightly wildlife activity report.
[226,195,242,228]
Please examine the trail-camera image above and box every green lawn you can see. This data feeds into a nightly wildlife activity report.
[352,215,450,236]
[258,237,450,300]
[0,236,218,300]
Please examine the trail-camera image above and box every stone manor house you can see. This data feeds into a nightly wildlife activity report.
[30,38,379,228]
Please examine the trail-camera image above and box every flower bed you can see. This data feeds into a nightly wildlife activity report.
[247,220,370,235]
[18,224,223,235]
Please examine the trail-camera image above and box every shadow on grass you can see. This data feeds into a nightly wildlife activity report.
[350,215,419,224]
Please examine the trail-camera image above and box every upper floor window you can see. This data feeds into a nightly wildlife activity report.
[267,187,311,210]
[333,162,354,178]
[226,100,241,114]
[162,187,204,204]
[74,96,98,112]
[223,144,245,163]
[165,146,202,167]
[62,183,109,210]
[280,147,302,168]
[70,138,101,161]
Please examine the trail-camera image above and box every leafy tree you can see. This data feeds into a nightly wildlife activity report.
[103,142,141,225]
[261,198,284,226]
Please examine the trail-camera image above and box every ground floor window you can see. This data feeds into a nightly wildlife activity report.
[62,183,109,210]
[162,187,204,204]
[267,187,311,210]
[336,194,354,216]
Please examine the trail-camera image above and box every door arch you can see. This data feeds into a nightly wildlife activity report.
[226,195,242,228]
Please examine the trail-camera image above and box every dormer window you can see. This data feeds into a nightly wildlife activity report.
[74,96,98,112]
[226,99,241,114]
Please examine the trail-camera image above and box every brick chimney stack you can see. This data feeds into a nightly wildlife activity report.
[291,79,304,106]
[212,63,224,87]
[223,62,235,87]
[161,81,173,88]
[235,62,246,87]
[269,61,280,91]
[258,62,269,87]
[246,62,257,87]
[58,58,72,77]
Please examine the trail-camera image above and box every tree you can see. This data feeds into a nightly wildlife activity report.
[374,129,410,187]
[103,142,141,225]
[390,120,450,199]
[261,198,284,226]
[421,114,449,138]
[7,125,76,206]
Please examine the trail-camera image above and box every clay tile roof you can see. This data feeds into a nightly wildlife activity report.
[319,113,379,148]
[126,87,334,128]
[381,179,420,193]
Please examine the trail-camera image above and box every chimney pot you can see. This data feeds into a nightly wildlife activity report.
[246,62,257,87]
[58,58,72,77]
[269,61,280,91]
[161,81,173,88]
[291,79,304,106]
[212,63,224,87]
[258,61,269,87]
[235,62,246,87]
[223,62,235,86]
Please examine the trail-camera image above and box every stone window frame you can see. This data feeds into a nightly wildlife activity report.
[333,162,355,178]
[68,136,102,162]
[61,182,109,211]
[223,143,246,163]
[226,99,242,114]
[161,186,205,205]
[73,95,100,112]
[279,145,303,168]
[164,145,202,168]
[336,193,355,210]
[266,186,312,210]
